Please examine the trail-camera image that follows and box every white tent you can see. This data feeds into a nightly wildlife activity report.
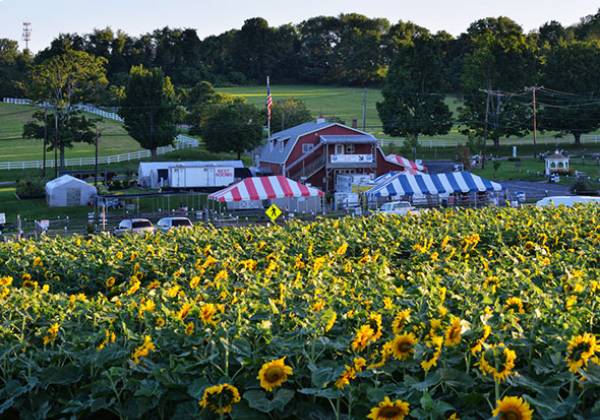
[45,175,97,207]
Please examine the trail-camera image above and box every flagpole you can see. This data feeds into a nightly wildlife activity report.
[267,76,271,138]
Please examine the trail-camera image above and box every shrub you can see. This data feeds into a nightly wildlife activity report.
[15,177,46,199]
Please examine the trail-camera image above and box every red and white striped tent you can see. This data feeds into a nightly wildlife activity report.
[208,176,324,202]
[385,154,426,174]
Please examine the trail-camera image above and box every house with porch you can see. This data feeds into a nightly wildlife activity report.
[254,119,420,192]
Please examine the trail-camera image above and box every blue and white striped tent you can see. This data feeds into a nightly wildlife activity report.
[366,171,502,198]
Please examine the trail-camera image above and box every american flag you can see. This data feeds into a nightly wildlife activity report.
[266,76,272,130]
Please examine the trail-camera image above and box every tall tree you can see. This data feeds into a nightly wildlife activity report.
[271,98,312,131]
[458,17,539,147]
[201,103,263,159]
[0,38,31,97]
[539,41,600,145]
[119,65,178,157]
[29,49,107,168]
[377,27,453,147]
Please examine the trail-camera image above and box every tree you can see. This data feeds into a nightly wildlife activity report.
[0,38,31,97]
[458,17,539,147]
[23,110,98,174]
[539,41,600,145]
[201,103,263,159]
[29,49,107,169]
[271,98,312,131]
[185,80,244,131]
[376,27,453,148]
[119,65,178,157]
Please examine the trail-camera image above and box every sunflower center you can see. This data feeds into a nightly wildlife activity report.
[570,343,591,361]
[378,406,402,418]
[397,342,412,352]
[500,410,521,420]
[265,367,284,383]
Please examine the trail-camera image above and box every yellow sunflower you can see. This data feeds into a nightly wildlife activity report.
[470,325,492,355]
[351,324,376,352]
[257,357,293,392]
[390,333,417,361]
[368,313,383,342]
[444,317,462,347]
[566,333,598,373]
[200,303,218,326]
[421,335,444,372]
[492,396,533,420]
[505,297,525,314]
[479,344,517,383]
[392,309,411,335]
[199,383,241,415]
[367,396,410,420]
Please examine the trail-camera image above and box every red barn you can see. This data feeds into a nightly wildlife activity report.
[255,119,415,192]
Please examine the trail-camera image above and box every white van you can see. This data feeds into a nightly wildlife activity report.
[536,196,600,207]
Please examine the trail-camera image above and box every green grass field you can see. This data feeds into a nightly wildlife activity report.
[0,103,140,162]
[217,84,463,138]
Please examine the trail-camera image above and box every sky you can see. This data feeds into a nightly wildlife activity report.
[0,0,599,52]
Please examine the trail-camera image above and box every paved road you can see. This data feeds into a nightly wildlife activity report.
[501,180,572,200]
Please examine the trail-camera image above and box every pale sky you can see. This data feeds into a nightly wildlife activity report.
[0,0,598,52]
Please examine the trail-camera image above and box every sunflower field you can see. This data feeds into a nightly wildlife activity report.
[0,205,599,419]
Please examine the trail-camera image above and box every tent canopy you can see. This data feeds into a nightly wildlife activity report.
[366,171,502,198]
[209,176,324,203]
[385,154,426,174]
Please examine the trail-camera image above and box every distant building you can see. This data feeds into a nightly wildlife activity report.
[545,150,570,176]
[137,161,244,189]
[254,119,416,192]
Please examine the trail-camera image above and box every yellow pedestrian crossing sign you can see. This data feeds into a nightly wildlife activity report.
[265,204,282,223]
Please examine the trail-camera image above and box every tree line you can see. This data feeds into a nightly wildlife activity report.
[4,10,600,170]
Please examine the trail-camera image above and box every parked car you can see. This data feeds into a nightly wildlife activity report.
[378,201,418,216]
[536,196,600,207]
[156,216,193,232]
[114,218,155,236]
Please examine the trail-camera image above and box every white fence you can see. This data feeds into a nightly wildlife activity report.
[0,137,199,171]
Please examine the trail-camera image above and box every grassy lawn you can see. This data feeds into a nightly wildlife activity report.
[472,157,600,181]
[0,103,141,162]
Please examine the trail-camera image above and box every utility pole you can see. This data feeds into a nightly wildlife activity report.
[94,129,100,187]
[525,86,542,146]
[42,106,47,177]
[361,88,367,131]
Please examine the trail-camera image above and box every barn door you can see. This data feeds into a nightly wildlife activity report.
[66,188,81,206]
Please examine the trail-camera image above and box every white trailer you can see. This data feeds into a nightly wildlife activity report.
[168,166,235,189]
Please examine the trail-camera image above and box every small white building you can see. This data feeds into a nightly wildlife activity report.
[545,150,570,176]
[45,175,97,207]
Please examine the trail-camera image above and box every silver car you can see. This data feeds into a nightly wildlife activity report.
[156,216,193,232]
[114,218,155,236]
[378,201,418,216]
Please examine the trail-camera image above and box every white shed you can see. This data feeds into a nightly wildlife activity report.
[45,175,97,207]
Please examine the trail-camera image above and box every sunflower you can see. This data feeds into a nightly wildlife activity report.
[257,357,293,392]
[392,309,411,335]
[199,383,241,415]
[505,297,525,314]
[335,366,357,389]
[352,324,376,352]
[390,333,417,361]
[367,396,410,420]
[200,303,218,326]
[492,396,533,420]
[479,344,517,383]
[566,333,598,373]
[444,317,462,346]
[368,313,383,342]
[105,277,116,288]
[421,335,443,372]
[185,321,194,336]
[470,325,492,355]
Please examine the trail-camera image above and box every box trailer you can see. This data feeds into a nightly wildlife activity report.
[168,166,235,189]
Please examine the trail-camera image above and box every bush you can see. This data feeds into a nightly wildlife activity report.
[15,177,46,199]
